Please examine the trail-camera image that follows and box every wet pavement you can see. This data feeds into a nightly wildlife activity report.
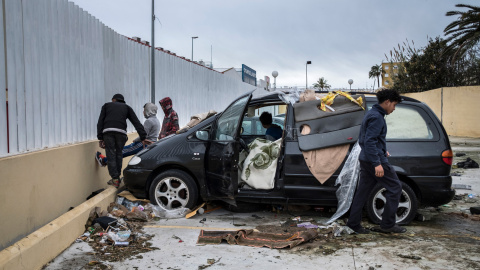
[44,137,480,270]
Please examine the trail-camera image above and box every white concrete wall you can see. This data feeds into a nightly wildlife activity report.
[1,0,255,157]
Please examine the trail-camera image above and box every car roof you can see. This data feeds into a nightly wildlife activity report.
[251,91,420,103]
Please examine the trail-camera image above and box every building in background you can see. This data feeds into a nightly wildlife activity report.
[381,62,402,88]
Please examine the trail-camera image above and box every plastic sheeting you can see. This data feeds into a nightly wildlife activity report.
[326,142,361,224]
[276,87,302,105]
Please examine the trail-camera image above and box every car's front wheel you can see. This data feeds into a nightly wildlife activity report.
[149,169,199,210]
[366,182,418,225]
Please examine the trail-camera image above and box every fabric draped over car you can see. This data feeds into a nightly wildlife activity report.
[293,90,365,184]
[177,110,217,134]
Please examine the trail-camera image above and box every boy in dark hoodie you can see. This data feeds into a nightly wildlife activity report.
[96,102,160,169]
[158,97,179,139]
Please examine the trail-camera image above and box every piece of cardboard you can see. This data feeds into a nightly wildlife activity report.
[117,190,150,203]
[186,203,206,219]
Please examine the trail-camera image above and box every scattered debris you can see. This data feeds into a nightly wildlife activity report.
[198,257,222,270]
[332,223,355,237]
[172,235,184,243]
[470,207,480,215]
[76,196,170,264]
[397,254,422,260]
[452,184,472,190]
[450,172,462,176]
[86,189,105,200]
[448,212,480,221]
[186,203,206,219]
[197,229,318,249]
[455,153,466,157]
[297,222,319,229]
[456,158,479,169]
[415,213,426,222]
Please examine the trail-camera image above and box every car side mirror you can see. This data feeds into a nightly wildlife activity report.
[195,130,209,141]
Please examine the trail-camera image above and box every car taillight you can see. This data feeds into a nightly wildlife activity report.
[442,149,453,165]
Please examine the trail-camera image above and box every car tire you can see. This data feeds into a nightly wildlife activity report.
[366,182,418,225]
[149,169,199,210]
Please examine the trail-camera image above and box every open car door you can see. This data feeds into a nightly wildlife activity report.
[205,91,253,204]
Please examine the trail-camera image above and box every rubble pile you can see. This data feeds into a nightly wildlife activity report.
[77,196,171,263]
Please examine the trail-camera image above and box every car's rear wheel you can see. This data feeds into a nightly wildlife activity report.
[366,182,418,225]
[149,170,199,210]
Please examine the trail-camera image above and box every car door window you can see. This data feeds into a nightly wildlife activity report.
[214,96,249,140]
[385,105,434,139]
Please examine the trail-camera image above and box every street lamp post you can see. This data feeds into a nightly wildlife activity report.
[191,36,198,61]
[272,71,278,91]
[306,61,312,89]
[150,0,155,103]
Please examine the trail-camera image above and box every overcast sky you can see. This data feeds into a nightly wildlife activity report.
[71,0,477,89]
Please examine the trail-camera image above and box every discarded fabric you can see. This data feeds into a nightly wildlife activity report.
[456,158,479,169]
[197,229,318,249]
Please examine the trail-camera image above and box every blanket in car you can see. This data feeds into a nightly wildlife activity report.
[239,138,282,189]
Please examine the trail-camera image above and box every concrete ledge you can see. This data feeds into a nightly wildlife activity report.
[0,187,117,270]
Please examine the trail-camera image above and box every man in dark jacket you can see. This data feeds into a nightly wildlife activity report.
[97,94,148,188]
[347,89,406,234]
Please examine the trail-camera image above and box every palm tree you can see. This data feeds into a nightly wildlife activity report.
[368,64,383,88]
[444,4,480,62]
[313,77,331,91]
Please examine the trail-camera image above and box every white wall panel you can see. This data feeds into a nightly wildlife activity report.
[0,0,7,156]
[1,0,256,157]
[5,0,23,154]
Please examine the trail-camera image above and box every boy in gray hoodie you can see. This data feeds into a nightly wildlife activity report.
[96,102,160,167]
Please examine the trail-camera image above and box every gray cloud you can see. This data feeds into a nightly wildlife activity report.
[72,0,477,89]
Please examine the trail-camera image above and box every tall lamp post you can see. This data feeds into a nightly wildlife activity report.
[348,79,353,91]
[272,71,278,91]
[191,36,198,61]
[151,0,155,103]
[306,61,312,89]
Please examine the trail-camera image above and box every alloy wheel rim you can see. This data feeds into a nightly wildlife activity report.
[373,188,412,223]
[154,177,189,209]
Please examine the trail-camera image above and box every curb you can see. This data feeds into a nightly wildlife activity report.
[0,187,117,270]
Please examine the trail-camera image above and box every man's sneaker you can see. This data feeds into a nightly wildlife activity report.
[372,225,407,234]
[107,178,121,188]
[95,152,105,167]
[348,226,370,234]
